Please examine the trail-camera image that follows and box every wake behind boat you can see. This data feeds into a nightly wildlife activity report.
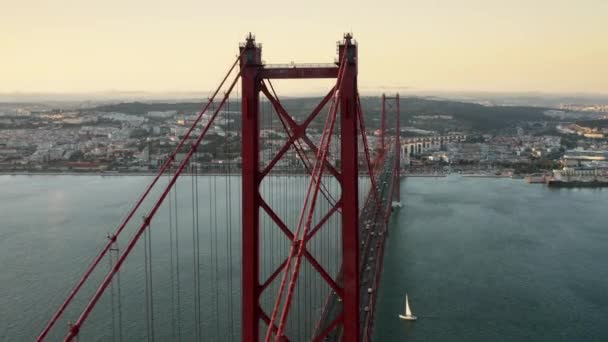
[399,293,417,321]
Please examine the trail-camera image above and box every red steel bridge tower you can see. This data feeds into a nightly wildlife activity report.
[381,93,401,200]
[37,33,402,342]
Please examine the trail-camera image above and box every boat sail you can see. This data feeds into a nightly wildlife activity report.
[399,293,417,321]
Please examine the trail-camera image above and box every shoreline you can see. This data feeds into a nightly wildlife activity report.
[1,171,517,179]
[403,174,448,178]
[0,171,372,177]
[0,171,239,176]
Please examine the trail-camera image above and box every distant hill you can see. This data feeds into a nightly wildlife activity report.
[385,97,552,130]
[91,102,203,115]
[91,96,553,131]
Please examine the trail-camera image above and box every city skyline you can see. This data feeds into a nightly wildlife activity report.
[2,0,607,95]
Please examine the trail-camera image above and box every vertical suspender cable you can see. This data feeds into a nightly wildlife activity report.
[168,178,176,340]
[143,228,150,341]
[225,97,235,340]
[268,99,278,337]
[236,78,242,341]
[174,182,182,341]
[148,221,155,342]
[40,53,244,342]
[213,172,220,336]
[230,96,235,340]
[191,168,200,341]
[107,242,116,342]
[114,241,123,342]
[195,150,202,341]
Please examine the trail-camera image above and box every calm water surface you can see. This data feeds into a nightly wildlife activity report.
[375,175,608,341]
[0,175,345,341]
[1,175,607,341]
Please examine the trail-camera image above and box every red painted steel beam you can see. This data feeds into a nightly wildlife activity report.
[359,132,396,339]
[63,69,242,342]
[363,142,399,339]
[260,259,288,292]
[267,55,347,341]
[312,314,343,342]
[338,36,360,342]
[260,198,294,240]
[364,233,387,341]
[259,83,340,208]
[260,67,339,79]
[267,105,340,341]
[303,249,343,298]
[271,116,340,211]
[260,196,343,298]
[380,93,386,151]
[240,34,262,342]
[395,94,401,200]
[304,202,341,242]
[260,310,290,342]
[272,104,340,340]
[260,85,340,180]
[260,196,344,299]
[356,96,386,223]
[37,52,244,342]
[313,95,386,342]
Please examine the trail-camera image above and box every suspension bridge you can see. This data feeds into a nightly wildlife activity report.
[37,33,403,342]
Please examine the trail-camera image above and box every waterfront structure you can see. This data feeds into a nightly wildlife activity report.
[549,166,608,187]
[400,134,466,158]
[561,150,608,168]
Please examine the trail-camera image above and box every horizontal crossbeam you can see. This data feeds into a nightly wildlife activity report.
[260,66,339,79]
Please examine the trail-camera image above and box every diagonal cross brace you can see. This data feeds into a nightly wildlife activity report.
[259,198,343,297]
[260,84,340,180]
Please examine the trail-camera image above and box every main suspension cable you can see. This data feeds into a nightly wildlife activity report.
[38,51,245,342]
[266,53,348,341]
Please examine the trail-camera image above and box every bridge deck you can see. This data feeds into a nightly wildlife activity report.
[315,148,397,341]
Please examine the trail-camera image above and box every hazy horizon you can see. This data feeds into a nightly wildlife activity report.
[2,89,608,106]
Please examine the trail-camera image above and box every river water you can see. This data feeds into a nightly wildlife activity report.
[374,175,608,341]
[0,175,607,341]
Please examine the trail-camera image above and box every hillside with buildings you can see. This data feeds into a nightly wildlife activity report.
[1,96,606,177]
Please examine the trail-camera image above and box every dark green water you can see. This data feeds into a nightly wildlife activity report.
[1,175,607,341]
[0,175,350,341]
[375,175,608,341]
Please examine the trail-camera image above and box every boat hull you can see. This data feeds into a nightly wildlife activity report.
[399,315,417,321]
[547,180,608,188]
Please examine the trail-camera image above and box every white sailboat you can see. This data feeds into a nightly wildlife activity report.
[398,293,417,321]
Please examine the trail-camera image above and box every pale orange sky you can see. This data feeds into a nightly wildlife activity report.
[1,0,607,95]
